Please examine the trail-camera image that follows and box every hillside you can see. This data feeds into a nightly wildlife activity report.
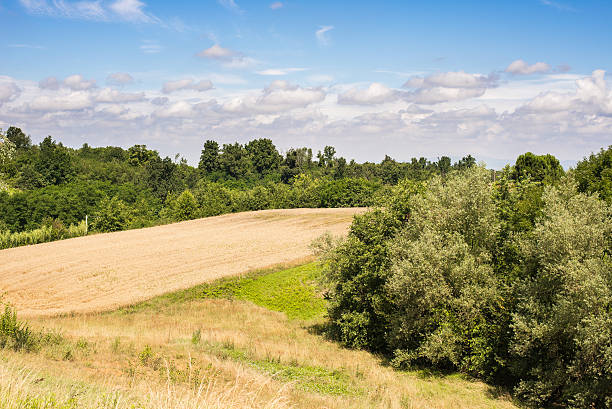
[0,207,363,317]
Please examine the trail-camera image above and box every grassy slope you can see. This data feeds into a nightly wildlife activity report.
[0,263,519,409]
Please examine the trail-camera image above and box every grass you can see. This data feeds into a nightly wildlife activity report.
[1,262,520,409]
[118,261,325,320]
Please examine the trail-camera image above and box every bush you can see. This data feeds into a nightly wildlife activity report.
[0,304,37,352]
[90,196,133,232]
[322,167,612,408]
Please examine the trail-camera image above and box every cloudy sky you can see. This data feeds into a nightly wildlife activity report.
[1,0,611,167]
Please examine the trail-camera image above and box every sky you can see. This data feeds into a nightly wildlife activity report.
[1,0,611,167]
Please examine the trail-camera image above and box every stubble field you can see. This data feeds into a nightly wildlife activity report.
[0,207,363,317]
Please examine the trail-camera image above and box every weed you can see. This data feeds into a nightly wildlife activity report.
[139,345,153,366]
[191,329,201,345]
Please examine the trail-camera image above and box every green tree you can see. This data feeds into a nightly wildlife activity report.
[198,140,220,173]
[127,144,158,166]
[219,143,252,179]
[164,189,199,221]
[574,145,612,202]
[511,152,564,183]
[35,136,74,186]
[90,196,133,232]
[245,138,282,175]
[6,127,31,151]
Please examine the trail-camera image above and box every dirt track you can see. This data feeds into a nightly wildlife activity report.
[0,208,364,317]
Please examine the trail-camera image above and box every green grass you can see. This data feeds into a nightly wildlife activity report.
[206,341,359,396]
[120,262,327,320]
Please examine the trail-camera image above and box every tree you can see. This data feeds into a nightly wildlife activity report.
[6,127,31,151]
[35,136,74,186]
[511,152,564,183]
[163,189,199,221]
[245,138,282,175]
[198,140,220,173]
[90,196,133,232]
[219,143,252,179]
[574,145,612,202]
[127,144,158,166]
[436,156,451,175]
[454,154,476,170]
[0,130,16,166]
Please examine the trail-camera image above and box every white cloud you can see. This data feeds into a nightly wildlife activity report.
[109,0,156,23]
[256,68,307,76]
[218,0,242,13]
[270,1,283,9]
[39,76,60,90]
[197,45,256,69]
[402,71,496,105]
[106,72,134,86]
[506,59,551,75]
[316,25,334,46]
[162,79,213,94]
[63,74,97,91]
[19,0,158,23]
[140,41,162,54]
[540,0,576,12]
[29,92,92,111]
[338,82,398,105]
[0,81,20,104]
[221,81,325,114]
[95,88,145,103]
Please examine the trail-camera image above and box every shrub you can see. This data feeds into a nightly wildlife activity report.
[0,304,37,352]
[322,167,612,408]
[91,196,133,232]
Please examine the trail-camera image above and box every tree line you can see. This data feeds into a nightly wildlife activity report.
[0,126,476,236]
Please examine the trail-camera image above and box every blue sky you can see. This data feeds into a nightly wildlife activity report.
[1,0,611,166]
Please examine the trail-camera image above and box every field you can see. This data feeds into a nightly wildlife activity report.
[1,262,518,409]
[0,208,362,317]
[0,208,519,409]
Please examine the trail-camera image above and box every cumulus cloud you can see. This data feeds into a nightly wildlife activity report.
[316,25,333,46]
[402,71,497,104]
[38,76,60,90]
[39,75,97,91]
[338,82,398,105]
[63,74,97,91]
[106,72,134,86]
[270,1,283,9]
[221,80,325,114]
[197,45,256,69]
[0,81,21,104]
[521,70,612,115]
[506,59,551,75]
[29,92,92,111]
[95,88,145,103]
[161,79,213,94]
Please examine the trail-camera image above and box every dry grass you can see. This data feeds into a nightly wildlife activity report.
[7,288,518,409]
[0,208,363,317]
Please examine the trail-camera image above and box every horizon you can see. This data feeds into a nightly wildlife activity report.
[1,0,611,167]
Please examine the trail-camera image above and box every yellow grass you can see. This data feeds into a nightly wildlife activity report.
[0,208,363,317]
[1,289,518,409]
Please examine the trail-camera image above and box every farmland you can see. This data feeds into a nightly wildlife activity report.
[0,208,363,317]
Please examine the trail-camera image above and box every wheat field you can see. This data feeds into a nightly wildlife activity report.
[0,208,364,317]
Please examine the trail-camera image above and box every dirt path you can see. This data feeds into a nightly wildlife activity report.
[0,208,364,317]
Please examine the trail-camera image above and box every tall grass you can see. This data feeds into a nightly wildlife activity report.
[0,219,87,250]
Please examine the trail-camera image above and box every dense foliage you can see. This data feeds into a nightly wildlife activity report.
[323,162,612,408]
[0,126,475,247]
